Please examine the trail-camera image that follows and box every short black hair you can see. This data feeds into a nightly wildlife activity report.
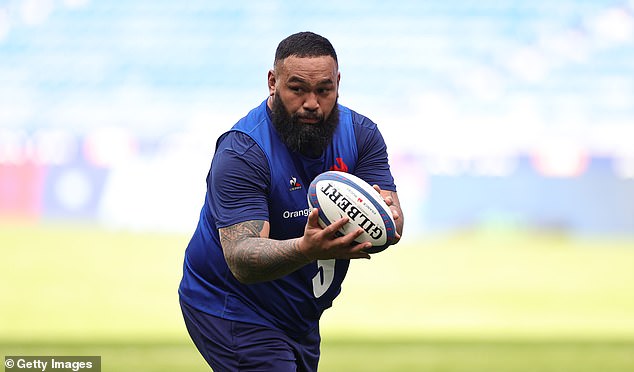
[274,31,338,67]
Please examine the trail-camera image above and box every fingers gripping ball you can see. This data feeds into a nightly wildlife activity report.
[307,171,396,253]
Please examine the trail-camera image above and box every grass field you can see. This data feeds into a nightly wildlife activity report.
[2,222,634,371]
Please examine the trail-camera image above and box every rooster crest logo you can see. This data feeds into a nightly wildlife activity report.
[289,176,302,191]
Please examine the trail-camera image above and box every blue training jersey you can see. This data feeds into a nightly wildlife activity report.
[179,99,395,337]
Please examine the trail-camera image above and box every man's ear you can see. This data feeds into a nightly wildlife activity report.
[267,69,276,96]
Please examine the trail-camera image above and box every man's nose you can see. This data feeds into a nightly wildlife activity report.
[303,92,319,111]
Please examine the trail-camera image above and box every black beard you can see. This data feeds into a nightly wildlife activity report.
[270,94,339,158]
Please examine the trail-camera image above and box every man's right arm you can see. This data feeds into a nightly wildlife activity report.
[219,209,372,284]
[220,219,308,284]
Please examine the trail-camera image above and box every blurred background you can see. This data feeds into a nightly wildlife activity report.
[1,1,634,371]
[1,0,634,234]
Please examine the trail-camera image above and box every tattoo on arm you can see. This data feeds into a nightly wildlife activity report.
[220,220,310,284]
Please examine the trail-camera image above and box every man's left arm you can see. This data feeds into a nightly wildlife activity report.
[378,187,403,243]
[353,115,404,243]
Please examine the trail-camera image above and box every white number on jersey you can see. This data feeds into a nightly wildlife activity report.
[312,259,335,298]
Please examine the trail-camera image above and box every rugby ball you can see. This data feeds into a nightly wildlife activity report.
[307,171,396,253]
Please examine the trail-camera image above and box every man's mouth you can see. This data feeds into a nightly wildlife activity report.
[297,115,322,124]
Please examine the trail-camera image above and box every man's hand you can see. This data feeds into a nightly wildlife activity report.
[373,185,404,244]
[298,208,372,261]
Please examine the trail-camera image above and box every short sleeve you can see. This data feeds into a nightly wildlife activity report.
[352,113,397,192]
[208,131,271,228]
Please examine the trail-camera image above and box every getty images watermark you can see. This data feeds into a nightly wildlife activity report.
[4,356,100,372]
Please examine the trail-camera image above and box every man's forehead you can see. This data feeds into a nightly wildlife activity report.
[277,55,338,75]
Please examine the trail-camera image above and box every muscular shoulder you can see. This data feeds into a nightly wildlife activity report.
[214,131,269,175]
[209,131,271,226]
[350,110,379,131]
[350,110,383,155]
[216,130,265,157]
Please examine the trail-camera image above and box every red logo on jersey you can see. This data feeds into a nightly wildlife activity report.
[330,157,348,172]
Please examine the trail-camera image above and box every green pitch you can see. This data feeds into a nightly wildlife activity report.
[1,223,634,371]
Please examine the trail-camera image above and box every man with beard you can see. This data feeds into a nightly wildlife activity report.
[179,31,404,371]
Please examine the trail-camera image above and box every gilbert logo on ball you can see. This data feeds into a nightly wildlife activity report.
[308,171,396,253]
